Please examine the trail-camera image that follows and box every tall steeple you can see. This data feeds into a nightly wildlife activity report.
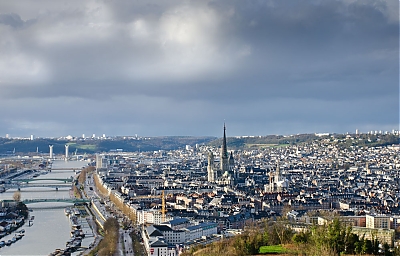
[222,123,228,157]
[220,123,229,174]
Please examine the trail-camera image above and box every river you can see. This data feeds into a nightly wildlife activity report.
[0,160,92,256]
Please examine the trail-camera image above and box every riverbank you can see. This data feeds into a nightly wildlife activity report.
[0,201,29,239]
[0,160,91,255]
[49,204,96,256]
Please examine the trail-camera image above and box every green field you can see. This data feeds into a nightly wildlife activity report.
[259,245,286,254]
[67,143,97,151]
[76,144,97,150]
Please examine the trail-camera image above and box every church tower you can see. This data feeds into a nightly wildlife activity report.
[269,169,275,192]
[207,151,215,182]
[229,152,235,172]
[220,123,229,176]
[275,161,281,184]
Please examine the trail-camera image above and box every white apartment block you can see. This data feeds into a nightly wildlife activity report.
[366,214,390,229]
[137,209,173,225]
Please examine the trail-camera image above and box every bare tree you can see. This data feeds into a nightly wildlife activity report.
[13,191,21,202]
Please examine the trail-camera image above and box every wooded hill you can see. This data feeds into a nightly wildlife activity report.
[0,136,215,155]
[0,133,397,155]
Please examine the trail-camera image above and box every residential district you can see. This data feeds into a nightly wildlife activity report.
[1,127,400,256]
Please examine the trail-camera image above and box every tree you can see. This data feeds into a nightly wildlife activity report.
[354,241,362,255]
[383,242,392,256]
[292,231,310,244]
[344,232,359,254]
[13,191,21,202]
[16,202,29,218]
[362,239,373,254]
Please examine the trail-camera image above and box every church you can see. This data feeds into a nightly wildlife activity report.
[207,124,238,186]
[266,162,289,192]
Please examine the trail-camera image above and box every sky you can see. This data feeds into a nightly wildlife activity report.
[0,0,398,138]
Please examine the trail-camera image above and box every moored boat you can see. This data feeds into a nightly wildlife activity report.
[64,208,71,216]
[73,208,80,216]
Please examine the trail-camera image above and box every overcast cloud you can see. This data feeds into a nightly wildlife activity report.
[0,0,398,137]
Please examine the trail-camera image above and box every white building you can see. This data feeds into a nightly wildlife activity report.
[143,226,177,256]
[142,222,218,255]
[184,222,218,241]
[137,208,173,225]
[366,214,390,229]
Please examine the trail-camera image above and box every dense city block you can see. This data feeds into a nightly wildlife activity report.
[0,129,399,255]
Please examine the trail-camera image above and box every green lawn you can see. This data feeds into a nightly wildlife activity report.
[75,144,97,150]
[259,245,286,254]
[67,142,97,151]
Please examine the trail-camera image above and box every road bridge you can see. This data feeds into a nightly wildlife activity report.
[6,183,72,190]
[12,178,73,183]
[19,183,72,188]
[22,198,90,204]
[2,198,90,204]
[47,167,83,171]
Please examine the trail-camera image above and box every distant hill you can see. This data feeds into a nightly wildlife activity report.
[0,133,397,155]
[0,136,216,155]
[213,133,399,150]
[210,134,319,149]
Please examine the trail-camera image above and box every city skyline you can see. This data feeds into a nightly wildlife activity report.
[2,127,399,140]
[0,0,398,137]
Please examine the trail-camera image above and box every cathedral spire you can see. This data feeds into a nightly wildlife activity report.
[222,123,228,159]
[221,123,229,173]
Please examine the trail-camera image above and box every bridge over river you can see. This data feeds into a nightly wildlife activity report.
[47,167,83,171]
[7,177,75,190]
[2,198,90,204]
[22,198,90,204]
[12,178,74,183]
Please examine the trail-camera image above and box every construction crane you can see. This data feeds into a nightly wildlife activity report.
[130,190,167,222]
[161,190,167,223]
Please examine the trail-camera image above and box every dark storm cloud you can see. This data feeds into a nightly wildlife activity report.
[0,13,25,28]
[0,0,397,137]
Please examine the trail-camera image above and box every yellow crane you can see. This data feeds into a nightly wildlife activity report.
[161,190,166,223]
[131,190,167,222]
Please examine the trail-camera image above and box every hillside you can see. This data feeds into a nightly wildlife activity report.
[0,133,397,155]
[0,136,216,155]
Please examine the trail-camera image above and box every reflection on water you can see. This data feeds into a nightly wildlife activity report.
[0,209,72,256]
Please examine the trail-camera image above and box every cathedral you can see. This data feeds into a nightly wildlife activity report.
[207,124,238,186]
[266,162,289,192]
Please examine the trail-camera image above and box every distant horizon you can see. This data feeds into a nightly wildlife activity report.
[3,127,399,140]
[0,1,398,138]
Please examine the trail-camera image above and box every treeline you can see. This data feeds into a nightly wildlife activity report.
[109,192,136,225]
[78,166,95,185]
[74,166,95,198]
[88,217,119,256]
[93,173,110,196]
[92,170,137,225]
[183,218,400,256]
